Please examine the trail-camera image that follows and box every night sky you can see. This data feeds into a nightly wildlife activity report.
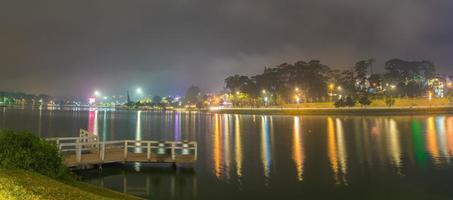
[1,0,453,98]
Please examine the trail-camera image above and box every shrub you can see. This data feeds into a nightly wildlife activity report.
[345,96,356,107]
[334,99,346,108]
[385,96,396,107]
[358,96,372,107]
[0,130,70,179]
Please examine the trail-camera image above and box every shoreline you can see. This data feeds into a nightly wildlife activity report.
[208,106,453,116]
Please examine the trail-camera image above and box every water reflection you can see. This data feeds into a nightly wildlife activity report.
[292,116,304,181]
[214,114,222,179]
[234,114,243,179]
[387,119,402,171]
[261,116,272,184]
[327,117,348,185]
[5,108,453,198]
[82,166,197,200]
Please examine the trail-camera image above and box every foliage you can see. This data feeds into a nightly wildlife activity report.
[384,59,435,97]
[334,99,346,108]
[184,85,202,107]
[152,95,163,106]
[447,92,453,103]
[0,130,70,179]
[358,95,372,107]
[224,58,438,105]
[385,96,396,107]
[345,96,356,107]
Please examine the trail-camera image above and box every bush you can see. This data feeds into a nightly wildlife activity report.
[358,96,372,107]
[345,96,356,107]
[334,99,346,108]
[0,130,70,179]
[385,96,396,107]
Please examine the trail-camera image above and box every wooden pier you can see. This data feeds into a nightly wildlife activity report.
[47,130,197,167]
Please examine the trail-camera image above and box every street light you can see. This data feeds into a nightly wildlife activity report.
[136,88,143,95]
[295,87,299,92]
[94,90,101,97]
[262,89,266,94]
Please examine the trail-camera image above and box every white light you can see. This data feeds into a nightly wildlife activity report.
[94,90,101,96]
[136,88,143,94]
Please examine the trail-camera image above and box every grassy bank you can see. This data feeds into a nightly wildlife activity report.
[0,169,141,200]
[282,98,451,108]
[213,106,453,116]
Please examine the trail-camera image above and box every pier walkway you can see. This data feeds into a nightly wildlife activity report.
[47,130,197,167]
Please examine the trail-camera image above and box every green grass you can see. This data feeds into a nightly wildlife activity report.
[0,169,141,200]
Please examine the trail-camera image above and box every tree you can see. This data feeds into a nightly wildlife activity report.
[384,59,436,97]
[354,59,374,94]
[152,96,163,106]
[184,85,202,107]
[225,75,250,92]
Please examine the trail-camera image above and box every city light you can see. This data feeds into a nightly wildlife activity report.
[262,89,267,94]
[295,87,299,92]
[337,86,342,90]
[295,95,300,104]
[329,84,335,90]
[94,90,101,96]
[136,88,143,94]
[88,98,96,104]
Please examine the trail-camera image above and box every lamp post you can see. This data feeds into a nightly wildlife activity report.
[328,84,334,102]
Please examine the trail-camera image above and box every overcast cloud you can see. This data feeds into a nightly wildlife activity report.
[1,0,452,97]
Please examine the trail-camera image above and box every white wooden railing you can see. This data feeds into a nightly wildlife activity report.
[47,136,197,164]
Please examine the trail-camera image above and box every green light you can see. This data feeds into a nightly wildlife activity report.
[411,120,427,168]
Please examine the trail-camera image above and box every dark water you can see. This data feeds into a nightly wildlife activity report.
[2,107,453,200]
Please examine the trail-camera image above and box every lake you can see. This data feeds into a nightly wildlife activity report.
[1,107,453,200]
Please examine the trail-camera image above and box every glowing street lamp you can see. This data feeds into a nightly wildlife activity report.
[262,89,267,94]
[295,87,299,92]
[295,95,300,104]
[136,88,143,95]
[329,84,335,90]
[94,90,101,97]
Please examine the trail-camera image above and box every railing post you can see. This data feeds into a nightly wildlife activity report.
[100,143,105,162]
[194,143,198,161]
[171,142,176,161]
[76,139,81,163]
[124,141,128,161]
[147,142,151,160]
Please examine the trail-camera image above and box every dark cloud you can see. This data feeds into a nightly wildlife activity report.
[1,0,452,97]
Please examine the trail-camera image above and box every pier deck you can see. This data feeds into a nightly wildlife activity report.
[47,130,197,167]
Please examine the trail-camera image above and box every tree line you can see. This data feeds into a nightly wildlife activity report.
[224,58,443,107]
